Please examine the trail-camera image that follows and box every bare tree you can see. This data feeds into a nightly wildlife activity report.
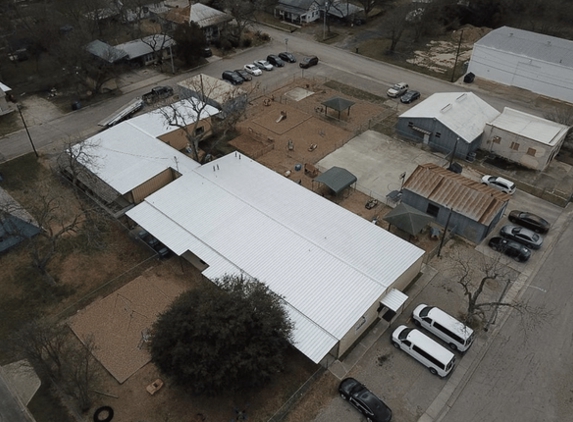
[383,4,411,54]
[448,250,550,333]
[356,0,392,18]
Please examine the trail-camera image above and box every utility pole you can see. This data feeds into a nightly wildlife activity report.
[451,29,464,82]
[17,104,39,158]
[323,2,329,40]
[438,208,453,258]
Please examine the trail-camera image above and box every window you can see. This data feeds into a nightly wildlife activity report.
[408,121,414,128]
[510,142,520,151]
[194,126,205,136]
[426,203,439,218]
[526,147,536,156]
[435,132,441,138]
[412,346,445,369]
[433,322,464,344]
[492,136,501,144]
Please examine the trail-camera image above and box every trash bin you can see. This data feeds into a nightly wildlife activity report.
[71,101,82,111]
[463,72,475,83]
[448,162,463,174]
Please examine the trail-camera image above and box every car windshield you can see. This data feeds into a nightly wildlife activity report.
[419,306,431,317]
[398,328,411,341]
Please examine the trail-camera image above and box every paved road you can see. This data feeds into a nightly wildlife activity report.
[440,211,573,422]
[0,23,552,163]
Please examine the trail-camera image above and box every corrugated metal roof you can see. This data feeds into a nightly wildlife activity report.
[380,289,408,312]
[399,92,500,143]
[403,163,509,225]
[127,97,219,138]
[178,74,246,105]
[475,26,573,68]
[487,107,569,146]
[72,98,213,195]
[115,35,175,60]
[127,153,424,363]
[86,40,128,63]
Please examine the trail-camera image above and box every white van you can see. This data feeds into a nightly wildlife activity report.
[412,304,474,352]
[392,325,456,377]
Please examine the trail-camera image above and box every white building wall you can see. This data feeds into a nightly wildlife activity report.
[483,124,563,170]
[468,45,573,104]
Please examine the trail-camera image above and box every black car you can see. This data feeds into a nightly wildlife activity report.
[233,69,252,82]
[222,70,243,85]
[400,90,421,104]
[267,54,285,67]
[299,55,319,68]
[278,51,296,63]
[488,237,531,262]
[339,378,392,422]
[508,210,550,234]
[499,225,543,249]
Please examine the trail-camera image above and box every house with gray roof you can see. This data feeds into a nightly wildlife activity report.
[467,26,573,104]
[396,92,500,160]
[164,3,232,42]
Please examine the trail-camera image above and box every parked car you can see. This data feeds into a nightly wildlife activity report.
[481,175,516,194]
[222,70,244,85]
[500,225,543,249]
[202,47,213,58]
[142,85,173,104]
[412,304,475,352]
[387,82,409,98]
[267,54,285,67]
[508,210,550,233]
[234,69,252,82]
[488,237,531,262]
[299,55,319,68]
[244,63,262,76]
[279,51,296,63]
[254,60,273,71]
[400,90,420,104]
[339,378,392,422]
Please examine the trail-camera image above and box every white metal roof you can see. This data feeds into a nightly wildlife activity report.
[178,74,246,105]
[127,153,424,363]
[475,26,573,68]
[128,97,219,137]
[115,35,175,60]
[487,107,569,146]
[189,3,233,27]
[380,289,409,312]
[73,125,198,195]
[0,82,11,92]
[399,92,500,143]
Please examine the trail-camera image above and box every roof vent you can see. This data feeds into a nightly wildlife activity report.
[456,93,467,102]
[440,104,452,113]
[548,41,551,46]
[509,32,513,37]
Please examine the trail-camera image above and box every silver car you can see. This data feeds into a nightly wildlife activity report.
[499,225,543,249]
[254,60,273,71]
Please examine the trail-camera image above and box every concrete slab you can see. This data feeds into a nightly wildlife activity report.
[284,87,314,101]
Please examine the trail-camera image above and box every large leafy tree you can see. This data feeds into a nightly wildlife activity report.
[173,21,208,66]
[150,275,294,395]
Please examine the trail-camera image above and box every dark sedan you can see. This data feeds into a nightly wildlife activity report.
[267,54,285,67]
[500,225,543,249]
[233,69,252,82]
[279,51,296,63]
[339,378,392,422]
[400,90,421,104]
[488,237,531,262]
[508,210,550,233]
[299,55,319,68]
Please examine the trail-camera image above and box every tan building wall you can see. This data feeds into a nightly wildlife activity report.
[131,168,177,204]
[336,254,424,358]
[158,118,214,151]
[483,125,565,171]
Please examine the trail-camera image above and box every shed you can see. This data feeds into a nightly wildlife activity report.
[396,92,500,160]
[127,153,425,365]
[482,107,569,171]
[467,26,573,104]
[314,166,357,195]
[401,163,509,243]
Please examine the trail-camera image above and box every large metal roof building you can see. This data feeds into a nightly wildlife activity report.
[127,153,425,364]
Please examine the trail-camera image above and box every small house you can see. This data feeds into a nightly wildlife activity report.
[396,92,500,161]
[401,163,510,244]
[483,108,569,171]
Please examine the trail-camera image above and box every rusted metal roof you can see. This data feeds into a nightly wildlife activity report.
[402,163,509,225]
